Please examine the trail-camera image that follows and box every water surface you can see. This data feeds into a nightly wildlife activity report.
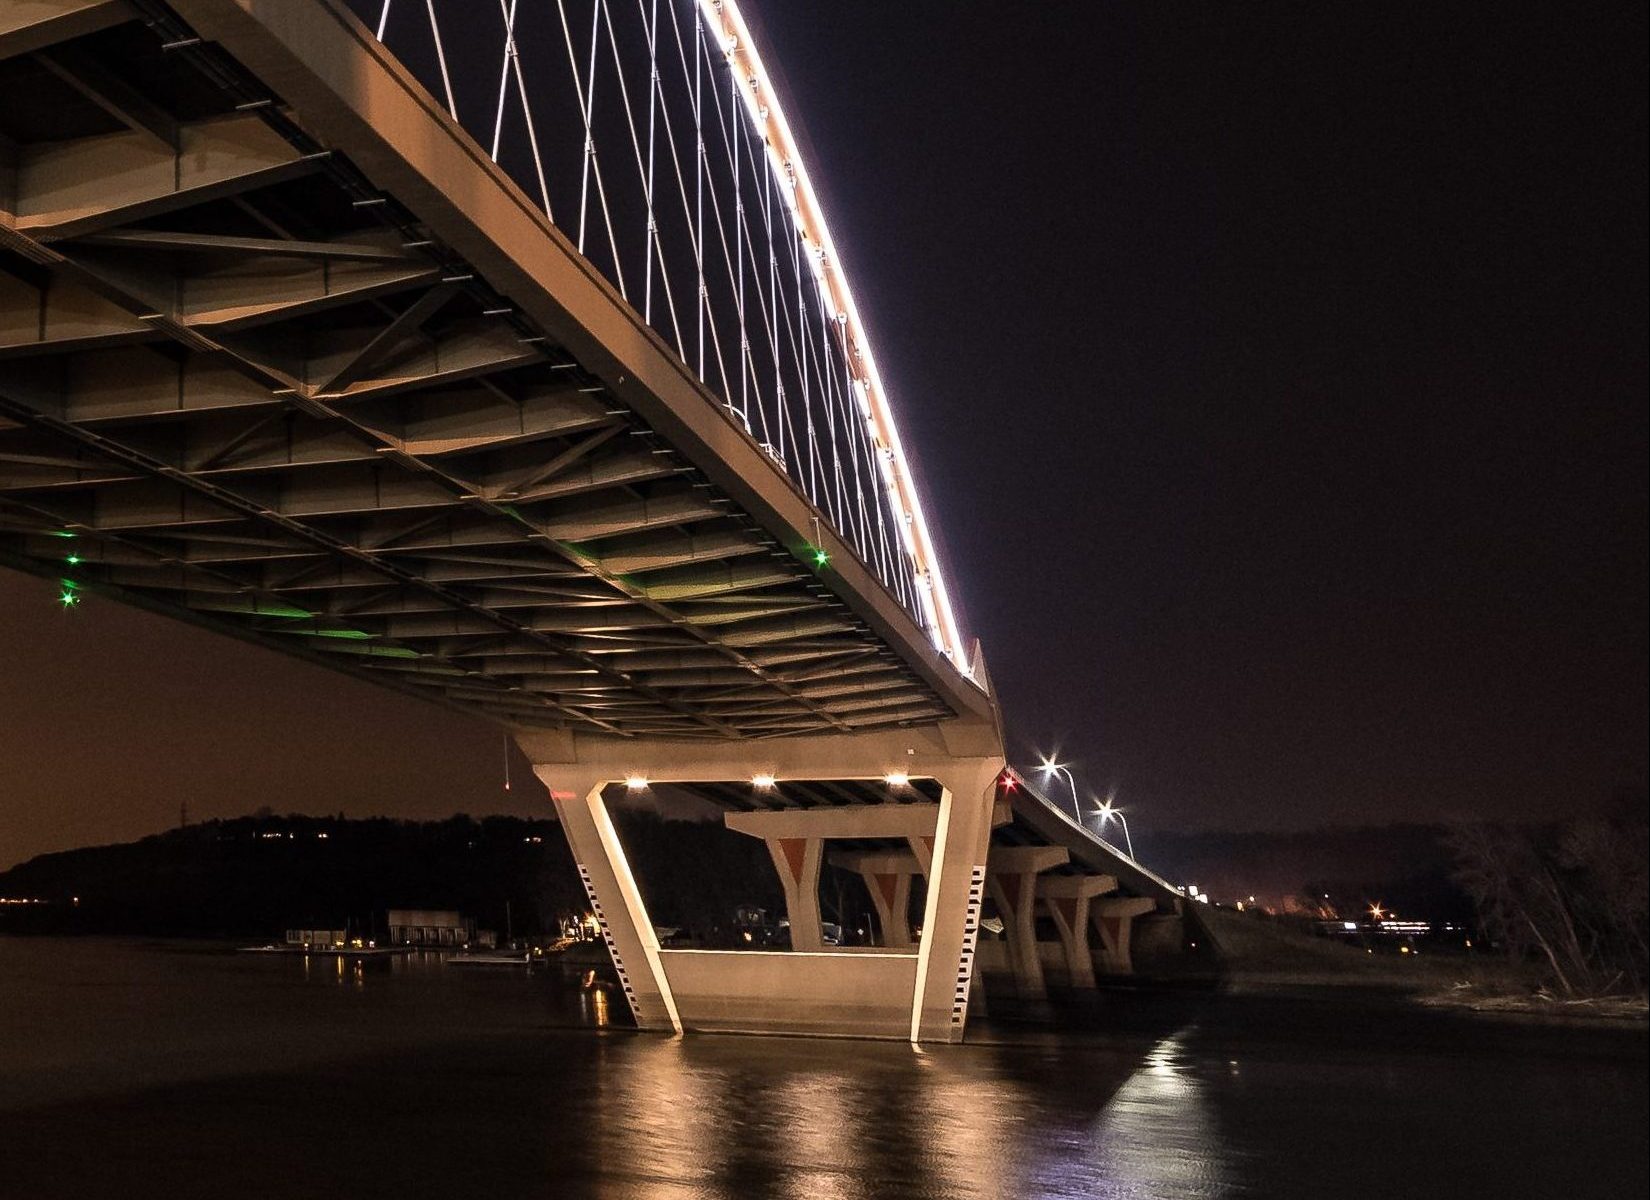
[2,938,1643,1199]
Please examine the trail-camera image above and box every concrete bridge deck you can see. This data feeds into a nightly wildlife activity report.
[0,0,988,741]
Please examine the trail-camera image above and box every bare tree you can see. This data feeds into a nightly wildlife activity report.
[1447,798,1648,997]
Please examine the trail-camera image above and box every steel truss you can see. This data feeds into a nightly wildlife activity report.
[0,2,956,738]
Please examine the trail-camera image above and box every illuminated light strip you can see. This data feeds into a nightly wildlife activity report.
[697,0,971,679]
[950,866,986,1026]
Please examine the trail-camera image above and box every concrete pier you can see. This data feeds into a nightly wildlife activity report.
[521,720,1004,1042]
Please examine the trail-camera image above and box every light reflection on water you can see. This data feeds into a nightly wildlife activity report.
[1070,1031,1244,1199]
[0,938,1644,1200]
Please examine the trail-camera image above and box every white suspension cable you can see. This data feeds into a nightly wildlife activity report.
[639,0,660,325]
[425,0,457,119]
[582,0,626,297]
[490,0,517,160]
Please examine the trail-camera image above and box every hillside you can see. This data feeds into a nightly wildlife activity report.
[0,810,781,941]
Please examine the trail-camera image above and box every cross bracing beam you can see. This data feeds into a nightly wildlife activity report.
[71,228,418,261]
[0,273,153,356]
[0,0,988,741]
[346,383,615,457]
[0,1,134,61]
[10,114,319,239]
[63,237,442,332]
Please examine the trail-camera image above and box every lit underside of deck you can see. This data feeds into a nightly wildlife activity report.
[0,0,974,739]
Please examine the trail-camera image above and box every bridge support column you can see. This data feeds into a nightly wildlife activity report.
[762,835,824,951]
[866,868,914,947]
[533,769,682,1034]
[1039,874,1118,991]
[518,722,1004,1042]
[985,845,1068,1000]
[1092,896,1158,976]
[826,849,921,947]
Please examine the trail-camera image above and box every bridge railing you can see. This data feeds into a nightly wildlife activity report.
[345,0,969,674]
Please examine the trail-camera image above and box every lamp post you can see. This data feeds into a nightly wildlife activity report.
[1037,756,1083,824]
[1094,790,1136,860]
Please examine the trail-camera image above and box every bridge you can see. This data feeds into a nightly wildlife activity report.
[0,0,1196,1040]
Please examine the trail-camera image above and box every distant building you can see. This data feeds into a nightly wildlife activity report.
[285,928,348,948]
[387,909,473,947]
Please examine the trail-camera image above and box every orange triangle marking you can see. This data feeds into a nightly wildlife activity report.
[873,872,899,909]
[778,837,807,885]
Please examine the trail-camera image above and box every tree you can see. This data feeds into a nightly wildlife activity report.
[1447,797,1648,997]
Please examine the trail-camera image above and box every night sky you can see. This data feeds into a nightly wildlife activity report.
[2,2,1644,867]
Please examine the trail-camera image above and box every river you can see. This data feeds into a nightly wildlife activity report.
[1,938,1643,1199]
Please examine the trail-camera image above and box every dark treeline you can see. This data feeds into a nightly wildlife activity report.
[0,810,786,942]
[1447,794,1647,997]
[1,813,583,939]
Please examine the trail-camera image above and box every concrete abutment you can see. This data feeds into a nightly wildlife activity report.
[519,721,1004,1042]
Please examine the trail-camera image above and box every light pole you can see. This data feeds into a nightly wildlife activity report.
[1094,789,1136,860]
[1037,756,1083,824]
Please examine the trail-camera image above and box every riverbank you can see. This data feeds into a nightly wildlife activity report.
[1192,905,1648,1029]
[1414,982,1648,1026]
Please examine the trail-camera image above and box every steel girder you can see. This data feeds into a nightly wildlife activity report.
[0,0,960,739]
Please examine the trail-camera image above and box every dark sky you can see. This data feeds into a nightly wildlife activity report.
[2,2,1645,866]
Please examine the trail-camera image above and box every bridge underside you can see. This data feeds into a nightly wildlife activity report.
[0,0,968,740]
[0,1,1192,1043]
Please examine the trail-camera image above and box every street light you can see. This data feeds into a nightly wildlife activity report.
[1036,755,1082,823]
[1094,788,1136,860]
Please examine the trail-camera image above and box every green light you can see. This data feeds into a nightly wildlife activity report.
[50,530,77,539]
[312,628,372,640]
[255,602,314,619]
[58,588,79,608]
[812,548,829,568]
[65,554,82,565]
